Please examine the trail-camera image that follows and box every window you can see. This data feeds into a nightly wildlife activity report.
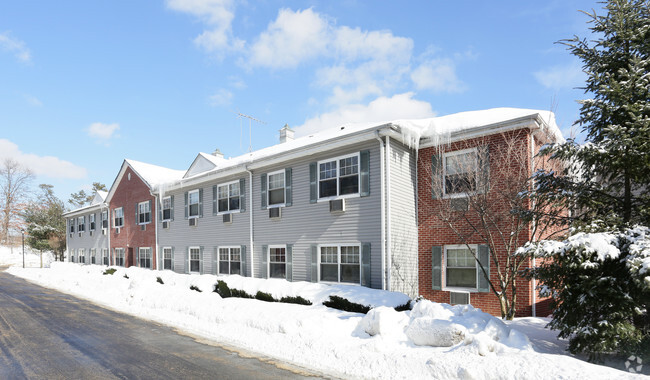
[320,245,360,284]
[444,149,478,196]
[79,248,85,264]
[188,190,200,218]
[115,248,125,266]
[445,246,477,288]
[102,210,108,228]
[89,214,96,231]
[69,219,75,233]
[219,247,241,275]
[163,247,173,270]
[70,249,75,262]
[268,246,286,279]
[91,248,96,264]
[78,216,85,232]
[189,247,200,273]
[318,153,359,199]
[114,207,124,228]
[268,171,285,206]
[162,197,172,221]
[217,182,240,213]
[139,247,152,268]
[102,249,109,265]
[138,201,151,224]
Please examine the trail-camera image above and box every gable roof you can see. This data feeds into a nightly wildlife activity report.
[62,190,109,217]
[105,159,185,203]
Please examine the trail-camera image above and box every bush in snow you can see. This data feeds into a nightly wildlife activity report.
[215,280,231,297]
[323,295,371,314]
[156,277,164,284]
[279,295,312,306]
[357,306,410,338]
[255,291,276,302]
[528,226,650,361]
[189,285,202,293]
[103,268,116,275]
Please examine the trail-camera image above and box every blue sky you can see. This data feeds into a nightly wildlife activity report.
[1,0,597,204]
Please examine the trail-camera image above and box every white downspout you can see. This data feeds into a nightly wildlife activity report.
[154,195,159,271]
[245,167,255,278]
[530,132,536,317]
[375,131,386,290]
[386,135,392,291]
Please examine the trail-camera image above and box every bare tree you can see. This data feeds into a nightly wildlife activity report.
[421,130,566,319]
[0,159,34,244]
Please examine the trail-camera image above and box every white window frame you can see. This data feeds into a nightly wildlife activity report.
[317,243,361,285]
[216,180,241,214]
[188,190,200,219]
[90,248,96,264]
[442,148,479,199]
[267,245,287,279]
[139,247,152,268]
[114,207,124,228]
[102,248,109,265]
[189,246,201,273]
[77,216,85,233]
[70,249,75,262]
[78,248,85,264]
[102,210,109,229]
[115,248,125,267]
[89,214,96,231]
[317,152,361,201]
[138,201,151,225]
[162,196,172,221]
[162,247,173,270]
[267,170,286,208]
[218,246,241,275]
[69,219,75,233]
[443,244,479,292]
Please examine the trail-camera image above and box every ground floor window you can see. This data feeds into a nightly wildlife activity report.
[90,249,96,264]
[163,247,173,270]
[320,245,360,284]
[70,249,75,263]
[219,247,240,275]
[189,247,200,273]
[115,248,125,267]
[102,249,108,265]
[445,245,477,288]
[268,246,286,279]
[79,249,85,264]
[139,247,152,269]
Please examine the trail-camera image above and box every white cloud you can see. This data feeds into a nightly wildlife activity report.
[86,122,120,141]
[294,92,436,136]
[23,94,42,107]
[166,0,243,55]
[0,31,31,63]
[411,58,466,93]
[534,61,585,90]
[208,88,233,106]
[0,139,87,179]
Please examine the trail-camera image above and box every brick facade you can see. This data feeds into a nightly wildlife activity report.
[109,166,158,269]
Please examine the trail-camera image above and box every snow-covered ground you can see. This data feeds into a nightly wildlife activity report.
[0,245,55,268]
[2,258,644,379]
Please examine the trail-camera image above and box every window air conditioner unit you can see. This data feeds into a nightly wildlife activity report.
[102,228,107,235]
[450,197,469,212]
[162,221,169,229]
[90,230,94,237]
[78,232,82,237]
[189,218,197,227]
[116,227,120,234]
[450,291,470,305]
[222,213,232,224]
[269,207,281,219]
[69,233,73,238]
[140,224,146,231]
[329,199,345,213]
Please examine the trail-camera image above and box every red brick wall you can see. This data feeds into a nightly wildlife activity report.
[417,129,538,317]
[109,166,157,269]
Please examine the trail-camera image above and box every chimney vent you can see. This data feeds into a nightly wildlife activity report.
[279,124,294,143]
[212,148,224,159]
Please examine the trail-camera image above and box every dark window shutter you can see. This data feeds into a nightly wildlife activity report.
[240,245,247,277]
[432,246,442,290]
[184,247,189,274]
[136,247,140,267]
[198,188,203,218]
[285,168,292,206]
[360,150,370,197]
[478,145,490,193]
[310,244,318,282]
[261,245,268,279]
[158,198,163,221]
[309,162,317,203]
[212,185,218,215]
[199,246,204,274]
[260,174,267,209]
[432,155,442,199]
[184,192,188,219]
[361,243,371,287]
[135,203,139,224]
[170,195,175,221]
[478,245,490,292]
[239,178,246,212]
[286,244,293,282]
[148,200,152,222]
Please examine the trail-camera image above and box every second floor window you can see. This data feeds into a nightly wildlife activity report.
[77,216,85,232]
[188,190,200,218]
[444,149,478,196]
[114,207,124,228]
[138,201,151,224]
[319,154,359,199]
[69,219,75,233]
[268,171,285,206]
[102,210,108,228]
[162,196,172,220]
[217,182,240,213]
[89,214,96,231]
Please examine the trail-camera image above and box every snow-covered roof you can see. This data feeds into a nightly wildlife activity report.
[125,159,185,188]
[63,190,109,216]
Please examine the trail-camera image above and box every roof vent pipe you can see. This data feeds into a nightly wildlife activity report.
[212,148,224,159]
[279,124,294,143]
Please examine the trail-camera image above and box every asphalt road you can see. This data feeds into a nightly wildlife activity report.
[0,268,324,380]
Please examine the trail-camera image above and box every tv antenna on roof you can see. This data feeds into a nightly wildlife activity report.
[232,110,266,153]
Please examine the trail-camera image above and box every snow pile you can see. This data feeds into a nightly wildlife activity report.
[6,263,643,379]
[0,245,54,268]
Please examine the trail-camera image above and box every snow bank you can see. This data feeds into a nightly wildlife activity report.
[5,263,642,379]
[0,245,54,268]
